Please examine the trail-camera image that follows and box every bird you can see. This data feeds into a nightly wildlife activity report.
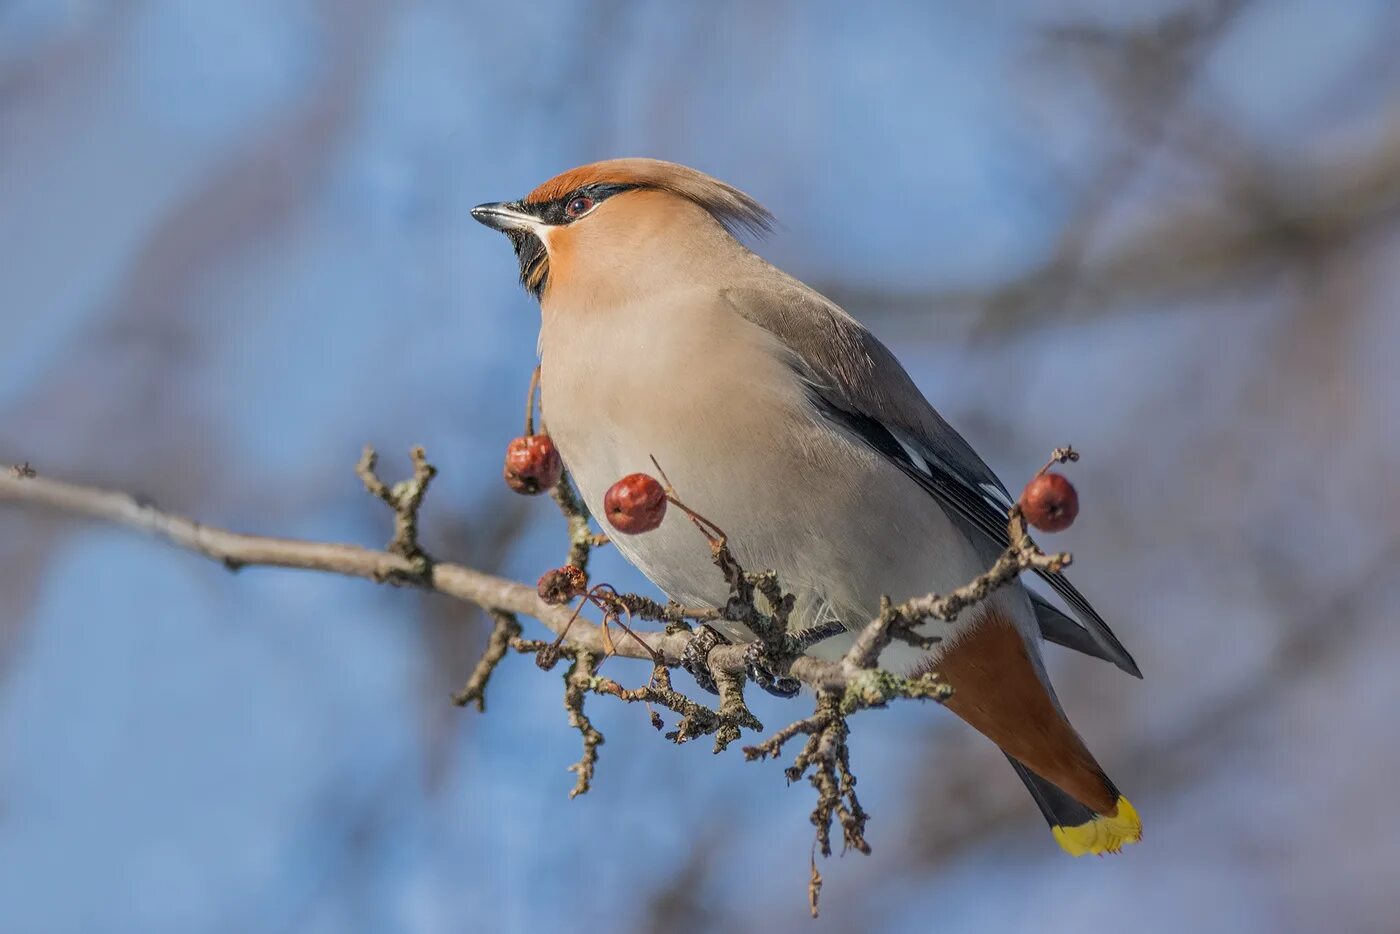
[473,158,1142,856]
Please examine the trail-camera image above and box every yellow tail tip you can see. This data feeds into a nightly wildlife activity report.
[1052,796,1142,856]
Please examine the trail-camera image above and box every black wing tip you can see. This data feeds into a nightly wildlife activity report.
[1085,607,1142,678]
[1093,617,1143,679]
[1033,581,1143,679]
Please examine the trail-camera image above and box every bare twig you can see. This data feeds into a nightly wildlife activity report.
[610,592,711,629]
[842,507,1066,677]
[550,472,605,572]
[590,663,724,746]
[746,689,871,880]
[451,610,522,710]
[355,444,436,574]
[562,649,604,798]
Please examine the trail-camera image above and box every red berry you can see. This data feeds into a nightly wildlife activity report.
[1020,472,1079,533]
[503,435,562,494]
[603,473,668,534]
[537,565,587,605]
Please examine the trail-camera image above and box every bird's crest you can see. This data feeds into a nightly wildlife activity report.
[525,158,773,237]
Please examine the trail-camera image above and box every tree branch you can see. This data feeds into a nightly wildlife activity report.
[0,463,839,685]
[1,445,1077,916]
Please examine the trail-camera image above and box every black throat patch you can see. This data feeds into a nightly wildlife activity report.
[507,228,548,297]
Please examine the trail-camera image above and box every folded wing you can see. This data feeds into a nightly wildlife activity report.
[721,282,1141,678]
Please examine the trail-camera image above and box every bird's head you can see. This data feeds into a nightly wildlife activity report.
[472,158,772,300]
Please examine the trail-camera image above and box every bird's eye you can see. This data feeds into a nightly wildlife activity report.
[565,195,594,218]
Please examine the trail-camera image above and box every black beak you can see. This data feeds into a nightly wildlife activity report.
[471,201,538,233]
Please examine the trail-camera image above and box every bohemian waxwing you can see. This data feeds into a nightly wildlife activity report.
[473,158,1142,855]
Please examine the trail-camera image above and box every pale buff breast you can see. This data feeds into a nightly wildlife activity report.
[538,287,1010,671]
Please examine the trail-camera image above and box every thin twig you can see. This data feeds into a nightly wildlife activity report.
[355,445,437,574]
[550,472,604,573]
[563,649,604,798]
[451,610,522,710]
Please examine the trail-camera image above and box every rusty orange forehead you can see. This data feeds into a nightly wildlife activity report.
[521,158,773,235]
[524,162,645,204]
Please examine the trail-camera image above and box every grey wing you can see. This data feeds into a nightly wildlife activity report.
[721,283,1141,679]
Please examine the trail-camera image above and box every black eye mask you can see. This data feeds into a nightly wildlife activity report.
[524,183,639,226]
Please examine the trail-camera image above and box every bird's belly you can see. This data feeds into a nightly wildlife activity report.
[538,311,1003,668]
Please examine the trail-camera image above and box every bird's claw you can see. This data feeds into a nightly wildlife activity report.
[684,621,846,699]
[744,641,801,698]
[681,624,728,695]
[745,622,845,698]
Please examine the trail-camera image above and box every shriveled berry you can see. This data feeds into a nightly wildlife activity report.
[537,565,587,605]
[503,434,562,494]
[603,473,667,534]
[1020,472,1079,533]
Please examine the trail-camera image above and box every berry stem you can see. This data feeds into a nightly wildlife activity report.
[525,364,541,437]
[1035,445,1080,477]
[647,454,728,545]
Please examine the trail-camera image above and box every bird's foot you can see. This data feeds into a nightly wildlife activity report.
[685,622,847,699]
[681,624,729,695]
[745,622,845,698]
[744,641,802,698]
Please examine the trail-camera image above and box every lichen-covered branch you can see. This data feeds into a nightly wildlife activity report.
[0,443,1082,917]
[561,648,604,798]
